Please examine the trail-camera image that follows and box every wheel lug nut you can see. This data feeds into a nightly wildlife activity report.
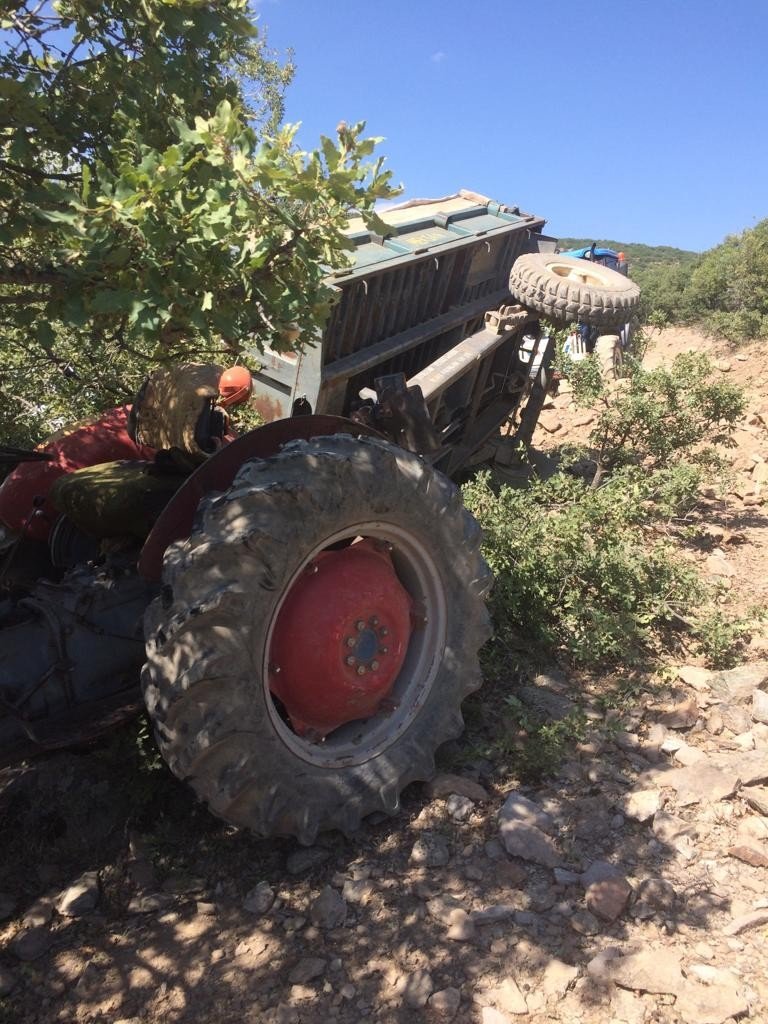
[380,627,389,636]
[346,637,356,647]
[371,660,379,671]
[370,616,379,627]
[379,646,388,655]
[355,620,365,631]
[269,662,281,674]
[356,665,366,676]
[346,656,356,666]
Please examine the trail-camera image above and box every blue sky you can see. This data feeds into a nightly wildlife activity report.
[254,0,768,252]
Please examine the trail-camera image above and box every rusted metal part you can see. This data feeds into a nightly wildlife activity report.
[369,374,441,454]
[251,390,287,424]
[138,415,382,582]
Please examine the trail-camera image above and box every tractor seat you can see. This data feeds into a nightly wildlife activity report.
[50,460,187,541]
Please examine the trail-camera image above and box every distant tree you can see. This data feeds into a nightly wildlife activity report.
[0,1,398,444]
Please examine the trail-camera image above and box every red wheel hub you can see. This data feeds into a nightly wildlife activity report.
[268,540,413,737]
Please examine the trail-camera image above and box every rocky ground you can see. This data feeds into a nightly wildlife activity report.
[0,327,767,1024]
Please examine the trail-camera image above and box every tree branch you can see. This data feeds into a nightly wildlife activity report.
[0,160,82,183]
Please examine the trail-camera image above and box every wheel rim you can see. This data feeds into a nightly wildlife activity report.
[262,521,447,768]
[547,260,608,288]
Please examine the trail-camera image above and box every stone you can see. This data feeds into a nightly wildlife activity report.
[605,949,684,994]
[658,696,698,729]
[409,833,450,867]
[243,881,275,916]
[10,925,51,961]
[634,877,676,912]
[610,988,646,1024]
[723,908,768,935]
[675,976,749,1024]
[498,791,557,834]
[541,959,578,998]
[446,794,474,821]
[744,786,768,815]
[570,909,599,935]
[285,848,330,875]
[516,684,575,722]
[341,879,374,904]
[677,665,713,691]
[498,820,561,868]
[402,969,433,1009]
[425,773,489,803]
[620,788,661,822]
[719,703,753,735]
[309,886,346,929]
[469,904,517,925]
[581,860,626,886]
[481,1009,512,1024]
[426,894,465,925]
[429,987,461,1018]
[288,957,327,985]
[339,983,355,999]
[22,897,55,928]
[488,978,527,1015]
[0,965,16,997]
[728,842,768,868]
[586,875,632,921]
[752,688,768,724]
[706,709,724,734]
[127,892,172,914]
[652,811,696,859]
[674,743,707,766]
[57,871,99,916]
[586,947,624,982]
[446,910,476,941]
[709,661,768,703]
[553,867,581,885]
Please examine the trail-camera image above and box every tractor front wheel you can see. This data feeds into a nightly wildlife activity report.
[141,435,491,843]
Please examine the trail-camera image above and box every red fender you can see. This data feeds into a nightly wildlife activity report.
[0,406,154,542]
[138,415,380,582]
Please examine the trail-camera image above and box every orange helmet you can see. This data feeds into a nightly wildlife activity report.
[219,366,253,407]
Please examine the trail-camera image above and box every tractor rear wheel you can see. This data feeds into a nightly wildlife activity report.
[141,435,491,843]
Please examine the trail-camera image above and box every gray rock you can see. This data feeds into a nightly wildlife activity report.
[469,903,517,925]
[285,848,330,875]
[499,791,556,835]
[657,695,698,729]
[402,969,434,1008]
[722,908,768,935]
[581,860,626,886]
[483,839,506,861]
[10,925,51,961]
[499,820,561,868]
[710,661,768,703]
[0,892,16,921]
[243,881,275,916]
[446,910,475,941]
[446,794,474,821]
[677,665,714,691]
[516,683,575,722]
[341,879,374,904]
[288,957,327,984]
[428,987,461,1018]
[719,703,753,735]
[553,867,581,885]
[634,876,676,912]
[570,909,599,934]
[57,871,99,917]
[620,788,661,822]
[586,946,624,982]
[541,959,578,998]
[0,965,16,997]
[675,976,749,1024]
[674,743,707,766]
[640,750,768,804]
[425,773,489,802]
[487,977,527,1015]
[127,892,173,914]
[743,785,768,815]
[426,894,464,925]
[752,688,768,724]
[309,886,347,929]
[22,896,55,928]
[481,1009,513,1024]
[606,949,684,994]
[585,875,632,922]
[409,833,450,867]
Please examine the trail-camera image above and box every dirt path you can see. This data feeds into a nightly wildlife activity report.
[1,328,767,1024]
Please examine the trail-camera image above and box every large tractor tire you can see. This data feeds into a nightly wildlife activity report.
[509,253,640,329]
[141,435,492,844]
[593,334,623,381]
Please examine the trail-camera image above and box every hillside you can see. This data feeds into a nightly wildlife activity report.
[556,237,699,274]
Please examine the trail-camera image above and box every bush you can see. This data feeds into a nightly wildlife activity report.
[463,352,747,669]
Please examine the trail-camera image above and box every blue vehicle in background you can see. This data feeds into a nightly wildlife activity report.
[558,244,636,379]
